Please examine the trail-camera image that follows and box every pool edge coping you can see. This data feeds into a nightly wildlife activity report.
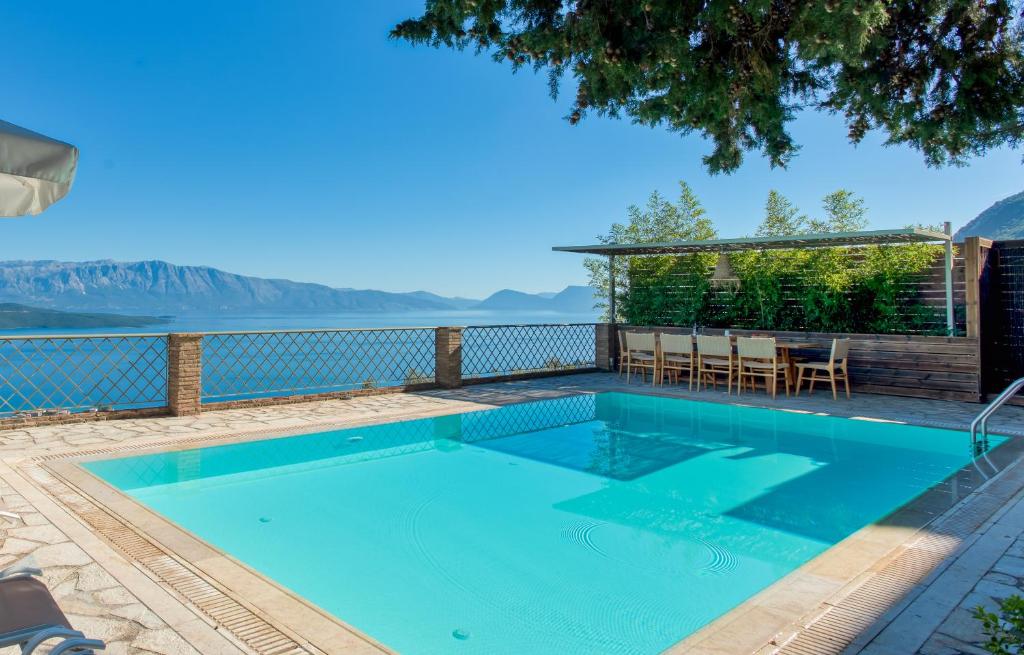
[8,388,1024,655]
[9,396,503,655]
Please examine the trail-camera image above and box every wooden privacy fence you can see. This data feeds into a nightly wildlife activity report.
[604,325,982,402]
[626,249,966,334]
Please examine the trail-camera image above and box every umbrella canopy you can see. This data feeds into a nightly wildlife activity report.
[0,120,78,217]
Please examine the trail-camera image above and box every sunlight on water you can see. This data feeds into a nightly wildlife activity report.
[86,393,994,655]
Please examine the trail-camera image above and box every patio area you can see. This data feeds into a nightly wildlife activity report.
[1,372,1023,655]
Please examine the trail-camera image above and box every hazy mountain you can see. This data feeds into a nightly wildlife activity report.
[475,289,552,311]
[955,190,1024,241]
[0,260,596,317]
[0,260,456,314]
[549,285,601,312]
[404,290,480,310]
[475,285,597,312]
[0,303,168,329]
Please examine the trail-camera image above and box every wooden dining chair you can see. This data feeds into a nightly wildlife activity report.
[795,338,851,400]
[658,334,695,389]
[616,329,628,378]
[696,335,734,393]
[624,332,657,384]
[737,337,791,398]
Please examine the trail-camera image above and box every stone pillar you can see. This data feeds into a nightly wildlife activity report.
[595,323,616,371]
[435,327,462,389]
[167,333,203,416]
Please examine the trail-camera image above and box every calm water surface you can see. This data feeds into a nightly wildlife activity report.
[87,392,991,655]
[0,310,600,336]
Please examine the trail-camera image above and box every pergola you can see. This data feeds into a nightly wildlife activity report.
[553,225,956,333]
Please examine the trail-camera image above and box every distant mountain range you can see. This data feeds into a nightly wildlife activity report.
[955,189,1024,241]
[475,286,597,312]
[0,303,168,329]
[0,260,597,316]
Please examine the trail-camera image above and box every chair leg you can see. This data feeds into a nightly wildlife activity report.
[830,370,838,400]
[808,369,817,395]
[844,372,851,398]
[795,367,804,396]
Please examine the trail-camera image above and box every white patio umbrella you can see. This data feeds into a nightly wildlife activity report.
[0,120,78,217]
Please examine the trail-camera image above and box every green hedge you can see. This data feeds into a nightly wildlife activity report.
[586,183,951,335]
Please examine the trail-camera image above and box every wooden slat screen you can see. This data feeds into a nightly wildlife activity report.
[615,325,981,402]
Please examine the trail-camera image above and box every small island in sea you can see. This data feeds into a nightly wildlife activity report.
[0,303,170,329]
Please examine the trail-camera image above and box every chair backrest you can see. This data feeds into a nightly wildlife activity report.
[625,331,656,353]
[617,329,626,358]
[737,336,776,360]
[696,335,731,357]
[830,338,851,364]
[660,333,693,356]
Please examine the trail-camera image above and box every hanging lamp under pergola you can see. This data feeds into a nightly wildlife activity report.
[0,119,79,217]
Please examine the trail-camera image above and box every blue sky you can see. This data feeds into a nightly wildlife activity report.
[3,1,1021,298]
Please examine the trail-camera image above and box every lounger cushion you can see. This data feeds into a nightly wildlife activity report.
[0,577,71,635]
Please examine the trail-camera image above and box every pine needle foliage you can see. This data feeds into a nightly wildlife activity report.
[394,1,1024,174]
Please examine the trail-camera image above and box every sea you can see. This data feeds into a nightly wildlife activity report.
[0,310,602,414]
[0,310,602,336]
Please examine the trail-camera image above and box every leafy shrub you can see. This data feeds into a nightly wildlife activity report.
[974,595,1024,654]
[587,183,948,334]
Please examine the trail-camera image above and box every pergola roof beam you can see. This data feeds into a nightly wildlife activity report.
[552,228,950,257]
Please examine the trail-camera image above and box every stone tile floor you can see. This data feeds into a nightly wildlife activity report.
[851,488,1024,655]
[0,478,198,655]
[1,372,1023,654]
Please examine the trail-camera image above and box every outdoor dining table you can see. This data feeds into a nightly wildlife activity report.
[718,336,829,385]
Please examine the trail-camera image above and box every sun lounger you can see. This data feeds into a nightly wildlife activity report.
[0,565,106,654]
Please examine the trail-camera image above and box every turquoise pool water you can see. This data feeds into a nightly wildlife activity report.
[85,393,992,654]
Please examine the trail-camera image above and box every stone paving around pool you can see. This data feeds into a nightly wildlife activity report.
[1,372,1022,655]
[0,477,200,655]
[858,492,1024,655]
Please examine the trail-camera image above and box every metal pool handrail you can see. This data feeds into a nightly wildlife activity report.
[970,377,1024,454]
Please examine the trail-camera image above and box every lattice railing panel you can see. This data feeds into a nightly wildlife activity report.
[461,324,597,379]
[0,335,168,417]
[201,328,436,402]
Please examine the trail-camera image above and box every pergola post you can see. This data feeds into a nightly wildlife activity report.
[608,255,617,324]
[943,221,955,335]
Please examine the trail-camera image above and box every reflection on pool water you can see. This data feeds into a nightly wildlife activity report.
[85,392,994,655]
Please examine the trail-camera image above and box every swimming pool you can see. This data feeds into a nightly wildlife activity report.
[85,392,992,654]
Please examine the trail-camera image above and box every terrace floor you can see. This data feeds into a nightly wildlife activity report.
[1,372,1023,655]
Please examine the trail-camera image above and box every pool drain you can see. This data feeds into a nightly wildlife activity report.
[452,628,471,641]
[258,516,272,523]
